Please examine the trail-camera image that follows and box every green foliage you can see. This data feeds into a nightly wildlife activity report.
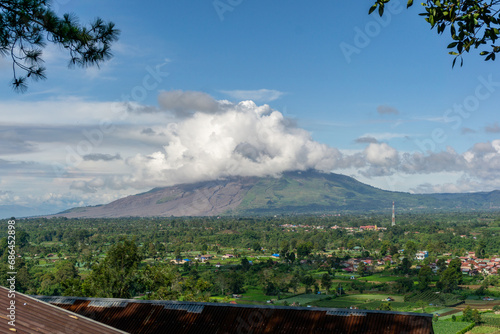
[179,277,211,302]
[252,242,261,252]
[301,274,315,294]
[241,257,251,271]
[0,0,119,91]
[36,260,80,295]
[378,302,392,311]
[405,291,464,306]
[83,237,141,298]
[357,262,367,277]
[297,242,313,257]
[392,277,414,294]
[370,0,500,66]
[227,271,245,294]
[140,264,179,297]
[437,258,463,293]
[321,273,332,294]
[481,312,500,328]
[417,265,433,291]
[397,257,412,275]
[7,212,500,308]
[462,306,482,324]
[433,321,475,334]
[350,280,368,294]
[263,280,279,296]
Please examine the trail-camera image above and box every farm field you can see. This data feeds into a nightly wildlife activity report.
[463,299,500,309]
[278,294,328,306]
[406,291,464,307]
[432,321,474,334]
[468,326,500,333]
[308,294,409,310]
[238,287,279,304]
[5,213,500,334]
[440,311,463,320]
[481,313,500,328]
[360,274,406,283]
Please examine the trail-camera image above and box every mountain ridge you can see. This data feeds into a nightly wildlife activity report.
[50,170,500,218]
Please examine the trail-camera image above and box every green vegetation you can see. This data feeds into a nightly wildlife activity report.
[433,321,475,334]
[0,0,119,91]
[468,326,500,333]
[279,294,327,306]
[482,312,500,328]
[370,1,500,65]
[405,291,464,307]
[0,211,499,312]
[229,171,500,214]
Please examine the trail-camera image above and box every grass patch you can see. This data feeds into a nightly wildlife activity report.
[240,287,276,303]
[482,312,500,328]
[361,274,404,282]
[440,311,463,320]
[312,299,358,308]
[468,326,500,333]
[279,294,329,306]
[433,308,457,315]
[308,294,405,310]
[433,321,474,334]
[406,291,464,306]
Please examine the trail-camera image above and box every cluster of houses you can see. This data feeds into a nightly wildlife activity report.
[334,250,500,278]
[170,253,236,265]
[331,225,387,232]
[415,251,429,261]
[280,224,389,233]
[454,252,500,276]
[167,248,499,278]
[414,252,500,276]
[336,256,378,273]
[280,224,326,232]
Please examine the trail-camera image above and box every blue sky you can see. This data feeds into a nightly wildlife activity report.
[1,0,500,217]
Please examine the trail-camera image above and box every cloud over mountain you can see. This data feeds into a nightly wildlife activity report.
[125,99,341,188]
[66,91,500,194]
[71,95,342,192]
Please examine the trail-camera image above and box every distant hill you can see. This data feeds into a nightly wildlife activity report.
[0,204,48,220]
[50,170,500,218]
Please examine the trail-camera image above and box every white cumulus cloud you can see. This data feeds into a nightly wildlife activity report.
[364,143,399,166]
[73,98,341,191]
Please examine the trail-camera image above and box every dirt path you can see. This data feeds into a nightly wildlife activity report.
[455,300,500,310]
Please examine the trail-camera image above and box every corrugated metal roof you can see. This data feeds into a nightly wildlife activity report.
[31,294,435,334]
[88,300,129,308]
[0,286,127,334]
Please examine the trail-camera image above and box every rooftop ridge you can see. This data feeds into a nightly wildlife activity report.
[31,294,434,318]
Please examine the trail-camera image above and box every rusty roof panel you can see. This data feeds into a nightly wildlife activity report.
[88,300,129,308]
[30,294,435,334]
[0,287,127,334]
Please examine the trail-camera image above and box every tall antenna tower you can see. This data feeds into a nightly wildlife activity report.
[392,201,395,226]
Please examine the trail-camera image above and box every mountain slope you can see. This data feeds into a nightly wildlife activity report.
[52,170,500,218]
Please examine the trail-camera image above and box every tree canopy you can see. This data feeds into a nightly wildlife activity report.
[370,0,500,65]
[0,0,119,91]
